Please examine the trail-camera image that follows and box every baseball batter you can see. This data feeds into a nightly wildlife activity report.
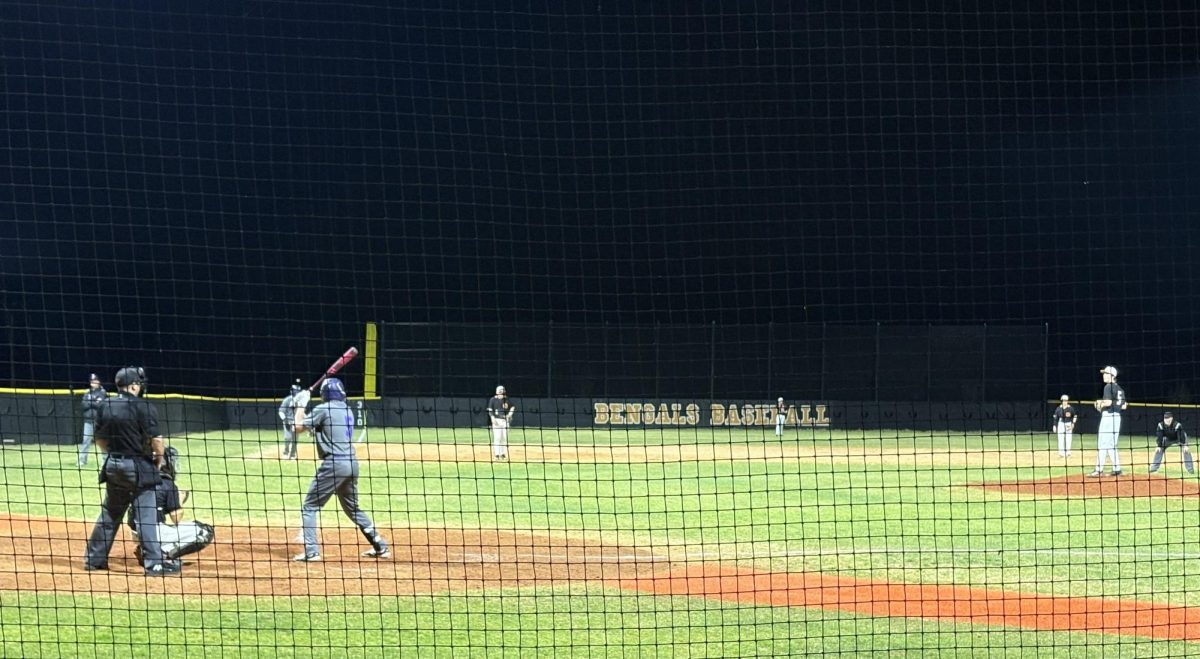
[1052,394,1077,457]
[292,378,389,562]
[1089,365,1126,477]
[1149,411,1194,474]
[487,385,515,461]
[278,380,303,459]
[774,397,787,437]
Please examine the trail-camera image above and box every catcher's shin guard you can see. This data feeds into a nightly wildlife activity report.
[169,522,215,559]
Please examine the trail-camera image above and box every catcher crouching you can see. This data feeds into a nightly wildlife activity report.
[128,446,215,561]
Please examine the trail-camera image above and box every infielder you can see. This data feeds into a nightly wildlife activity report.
[1089,365,1126,477]
[292,378,389,562]
[128,447,215,562]
[1149,411,1194,474]
[278,380,303,459]
[487,385,515,461]
[1052,394,1077,457]
[77,373,109,467]
[774,397,787,437]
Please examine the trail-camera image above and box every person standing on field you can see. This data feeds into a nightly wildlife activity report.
[1149,411,1194,475]
[1052,394,1077,458]
[291,378,389,562]
[487,385,515,461]
[77,373,109,467]
[278,380,303,459]
[774,397,787,437]
[1089,366,1126,477]
[83,367,179,576]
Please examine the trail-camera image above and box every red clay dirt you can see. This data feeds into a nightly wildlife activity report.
[970,473,1200,498]
[0,513,665,597]
[5,494,1200,642]
[616,566,1200,642]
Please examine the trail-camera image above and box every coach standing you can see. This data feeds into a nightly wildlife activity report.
[1089,365,1127,478]
[83,367,179,576]
[77,373,109,467]
[487,385,515,461]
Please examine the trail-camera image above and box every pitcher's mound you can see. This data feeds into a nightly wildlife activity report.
[971,473,1200,498]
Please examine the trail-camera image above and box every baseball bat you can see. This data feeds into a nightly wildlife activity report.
[309,346,359,392]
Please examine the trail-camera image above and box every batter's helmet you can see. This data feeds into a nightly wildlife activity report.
[114,367,147,388]
[290,380,302,394]
[320,377,347,401]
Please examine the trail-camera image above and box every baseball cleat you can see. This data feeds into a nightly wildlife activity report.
[292,552,322,562]
[1086,471,1102,478]
[83,563,108,572]
[362,547,391,559]
[144,561,182,577]
[1110,470,1122,477]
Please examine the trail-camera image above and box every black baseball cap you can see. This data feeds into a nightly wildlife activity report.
[1164,410,1175,418]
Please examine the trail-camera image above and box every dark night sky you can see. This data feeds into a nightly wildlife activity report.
[2,1,1200,398]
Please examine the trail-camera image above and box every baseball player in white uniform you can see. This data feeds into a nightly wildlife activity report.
[487,385,515,461]
[774,397,787,437]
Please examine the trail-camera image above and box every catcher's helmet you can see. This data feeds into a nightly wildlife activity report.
[114,367,147,388]
[162,446,180,480]
[320,377,347,401]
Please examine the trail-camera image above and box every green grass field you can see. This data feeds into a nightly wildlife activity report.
[2,427,1198,657]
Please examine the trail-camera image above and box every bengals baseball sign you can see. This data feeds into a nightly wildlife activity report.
[593,401,830,427]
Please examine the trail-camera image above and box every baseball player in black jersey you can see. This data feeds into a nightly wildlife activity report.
[1149,411,1195,474]
[487,386,515,460]
[1089,365,1126,477]
[77,373,109,467]
[774,398,787,437]
[1052,394,1077,458]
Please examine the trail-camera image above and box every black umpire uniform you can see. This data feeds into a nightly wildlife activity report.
[83,367,178,575]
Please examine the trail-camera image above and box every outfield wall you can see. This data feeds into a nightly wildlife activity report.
[0,393,1157,444]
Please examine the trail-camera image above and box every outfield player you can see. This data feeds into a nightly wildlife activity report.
[292,378,389,562]
[77,373,109,467]
[774,397,787,437]
[487,385,515,460]
[1089,365,1126,477]
[83,367,180,576]
[278,380,303,459]
[1149,411,1195,474]
[128,447,215,561]
[1052,394,1077,457]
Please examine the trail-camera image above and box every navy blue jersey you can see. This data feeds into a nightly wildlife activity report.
[1102,383,1126,414]
[1052,405,1076,424]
